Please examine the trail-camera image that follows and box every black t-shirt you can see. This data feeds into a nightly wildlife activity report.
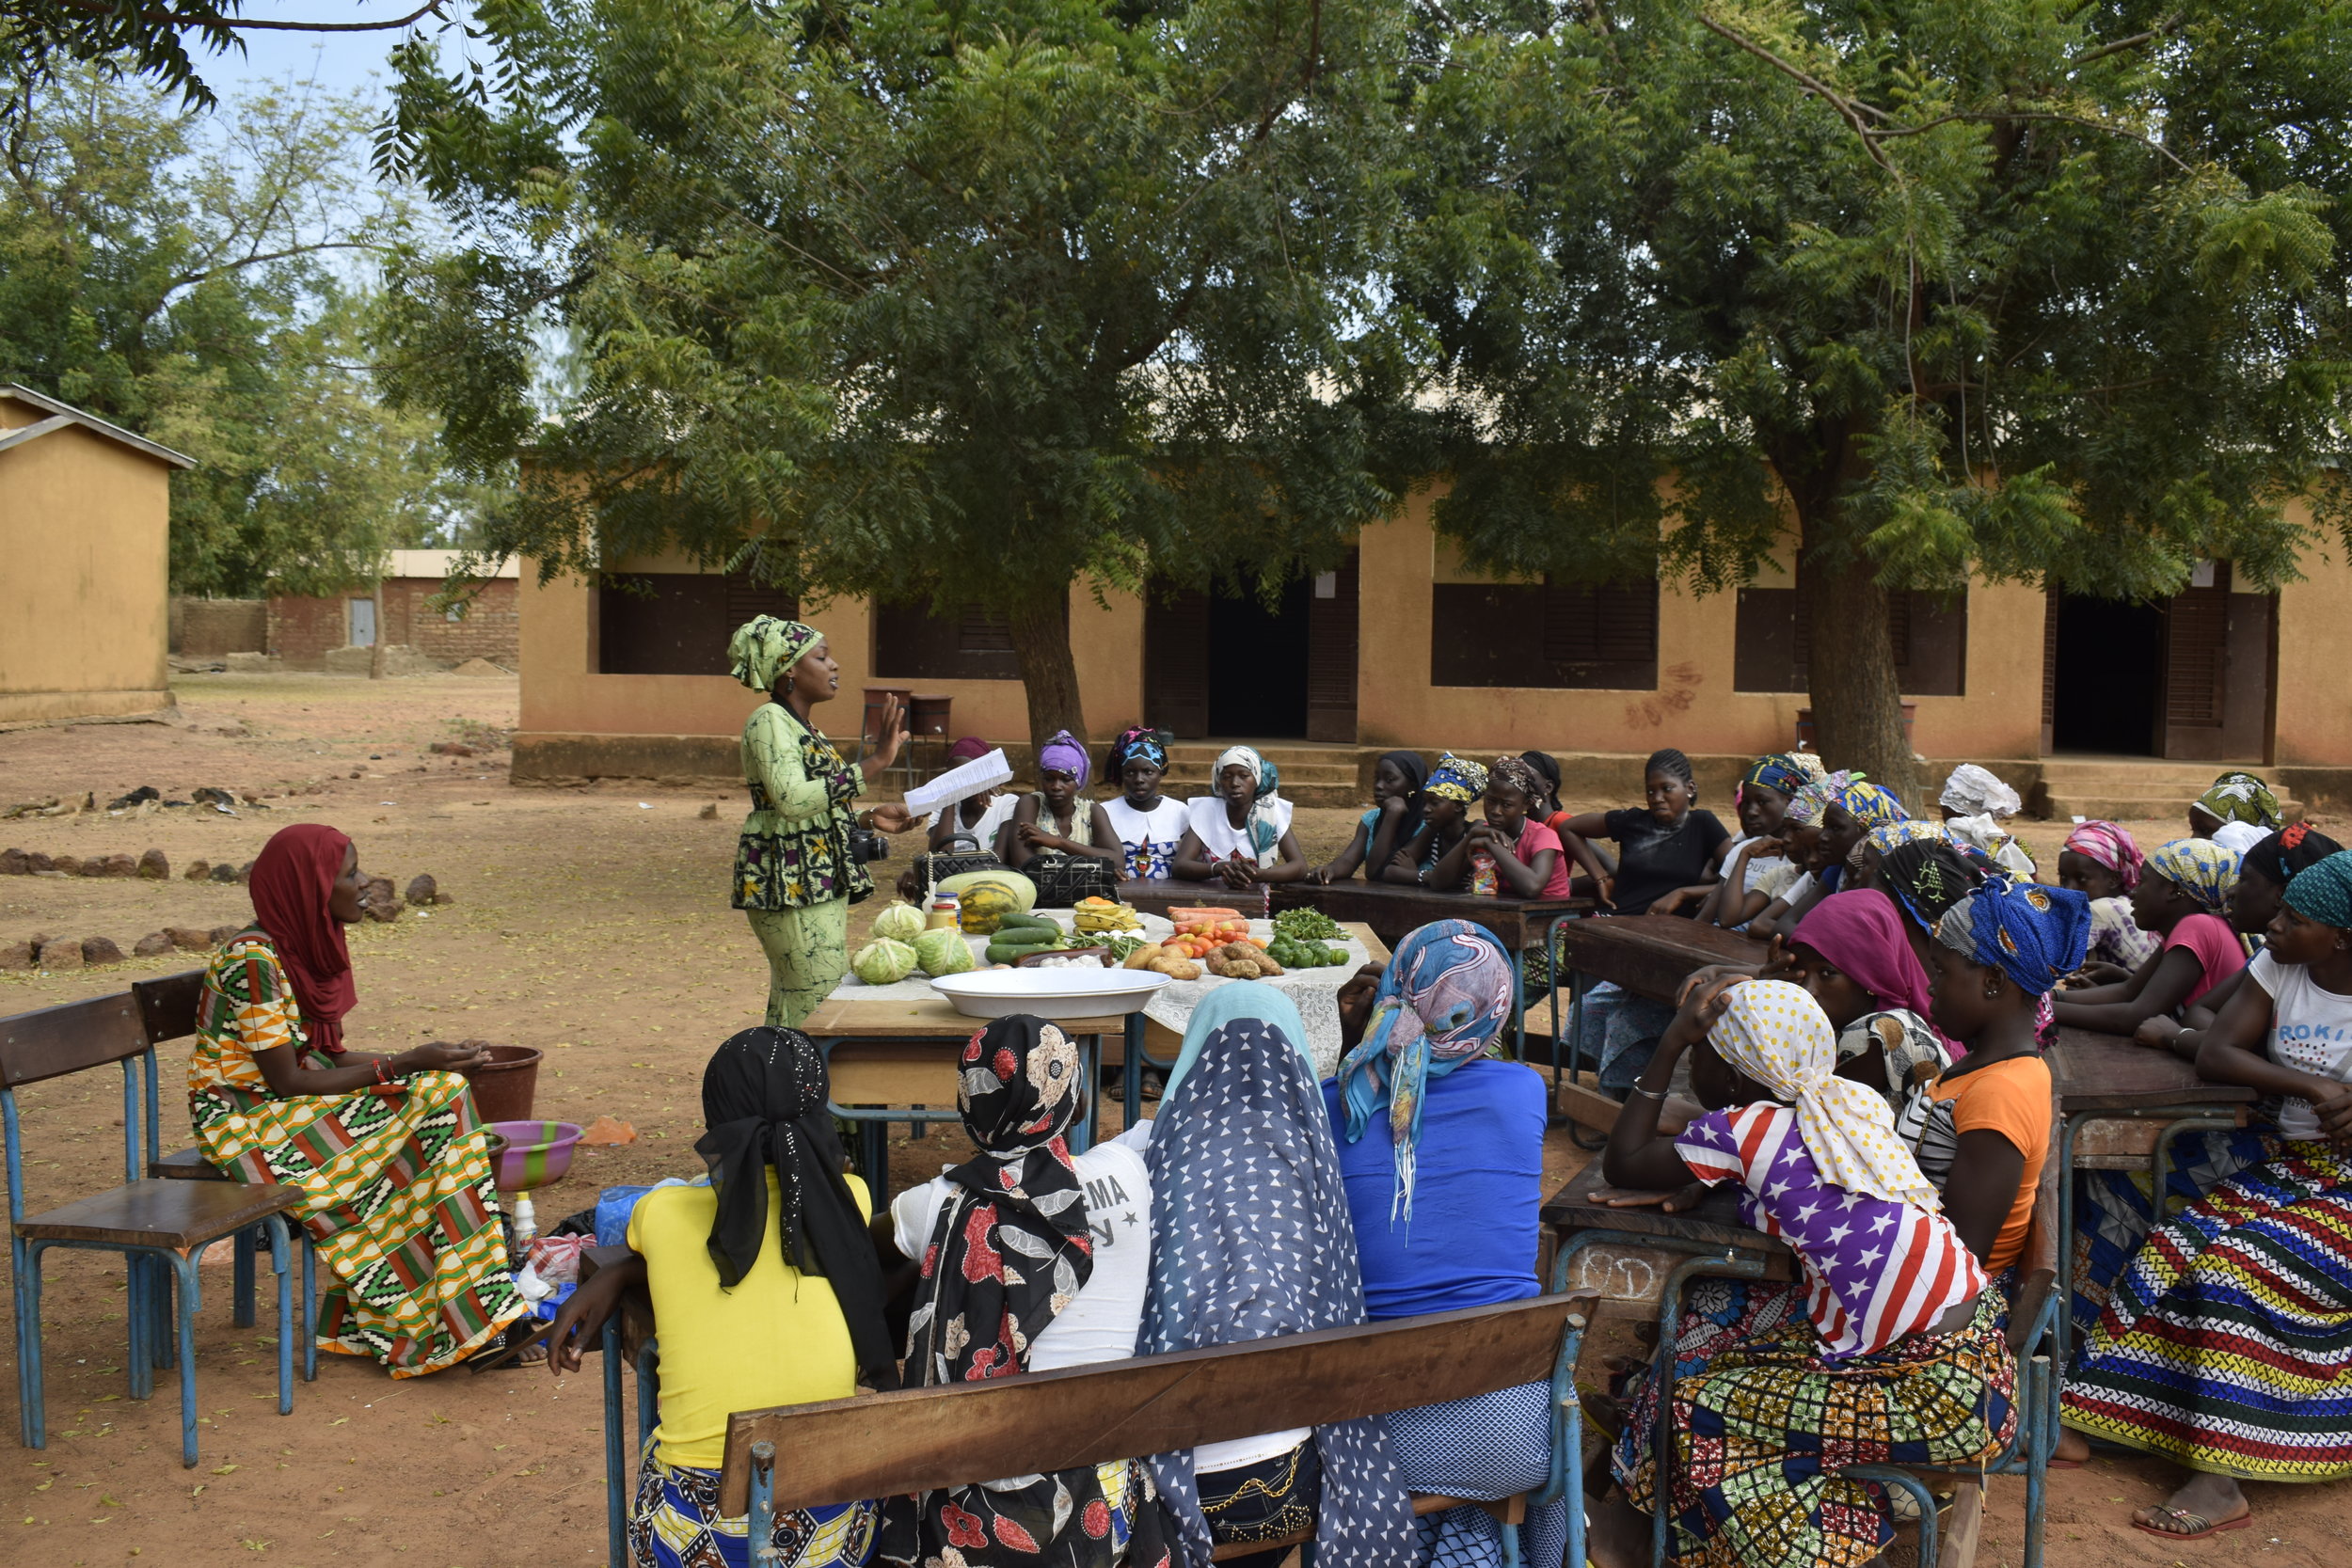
[1602,807,1729,916]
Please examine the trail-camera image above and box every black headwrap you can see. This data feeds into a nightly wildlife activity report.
[694,1027,897,1385]
[2242,822,2344,889]
[1880,839,1986,934]
[1378,750,1430,841]
[1518,751,1563,812]
[1645,748,1695,788]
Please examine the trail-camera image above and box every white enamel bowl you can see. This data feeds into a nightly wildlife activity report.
[928,967,1172,1020]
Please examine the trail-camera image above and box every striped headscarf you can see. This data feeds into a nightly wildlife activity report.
[2285,851,2352,931]
[2195,771,2282,830]
[2149,837,2243,915]
[2063,820,2144,893]
[1336,921,1516,1225]
[1424,752,1489,804]
[1708,981,1942,1212]
[1213,745,1285,861]
[1933,878,2091,997]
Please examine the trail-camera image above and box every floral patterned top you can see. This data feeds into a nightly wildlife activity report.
[733,700,871,911]
[188,931,334,1102]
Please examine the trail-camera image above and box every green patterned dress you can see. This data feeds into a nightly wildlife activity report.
[187,933,524,1376]
[734,701,872,1027]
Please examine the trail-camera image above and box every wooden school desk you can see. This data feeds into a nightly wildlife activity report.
[1547,915,1769,1135]
[2044,1024,2257,1359]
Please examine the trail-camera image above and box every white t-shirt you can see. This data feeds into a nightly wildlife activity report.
[892,1139,1152,1375]
[1184,796,1295,868]
[1102,797,1189,881]
[2249,948,2352,1140]
[1722,834,1793,895]
[1104,1120,1311,1473]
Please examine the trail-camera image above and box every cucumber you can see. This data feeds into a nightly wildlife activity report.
[993,911,1060,934]
[988,940,1063,965]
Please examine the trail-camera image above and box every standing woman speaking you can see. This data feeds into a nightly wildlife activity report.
[728,615,917,1027]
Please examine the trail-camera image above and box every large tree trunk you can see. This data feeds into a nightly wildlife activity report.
[1803,531,1922,805]
[1007,589,1087,756]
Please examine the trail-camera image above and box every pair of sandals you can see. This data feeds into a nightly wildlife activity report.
[2133,1504,2252,1541]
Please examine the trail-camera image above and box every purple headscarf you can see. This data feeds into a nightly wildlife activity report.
[1790,888,1953,1051]
[1037,728,1090,788]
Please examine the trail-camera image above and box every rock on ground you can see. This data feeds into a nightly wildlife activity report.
[205,924,244,946]
[183,858,212,879]
[133,932,174,957]
[0,847,26,875]
[0,942,33,970]
[138,847,169,879]
[98,852,139,878]
[167,927,215,952]
[208,863,239,883]
[404,873,439,906]
[81,936,124,965]
[37,937,82,970]
[50,853,81,875]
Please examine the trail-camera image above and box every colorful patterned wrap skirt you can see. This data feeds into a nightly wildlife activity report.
[631,1439,880,1568]
[192,1069,523,1377]
[2068,1126,2276,1342]
[2062,1141,2352,1480]
[1613,1288,2018,1568]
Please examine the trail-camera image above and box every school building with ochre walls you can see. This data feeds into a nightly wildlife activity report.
[510,483,2352,816]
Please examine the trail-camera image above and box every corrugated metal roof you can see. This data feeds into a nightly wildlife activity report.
[0,384,197,468]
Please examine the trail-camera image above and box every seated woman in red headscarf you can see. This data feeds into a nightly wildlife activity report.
[186,823,528,1377]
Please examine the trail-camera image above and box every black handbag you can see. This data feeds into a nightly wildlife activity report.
[1024,850,1120,908]
[908,833,1004,892]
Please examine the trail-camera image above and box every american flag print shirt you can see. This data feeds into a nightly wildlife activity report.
[1677,1102,1987,1361]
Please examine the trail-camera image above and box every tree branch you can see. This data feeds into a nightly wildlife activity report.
[42,0,448,35]
[1697,12,1896,171]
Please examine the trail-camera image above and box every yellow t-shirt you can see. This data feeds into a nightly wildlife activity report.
[628,1172,871,1469]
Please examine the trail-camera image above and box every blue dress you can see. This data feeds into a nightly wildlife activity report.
[1322,1063,1562,1568]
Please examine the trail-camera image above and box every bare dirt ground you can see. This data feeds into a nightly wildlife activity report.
[0,673,2342,1567]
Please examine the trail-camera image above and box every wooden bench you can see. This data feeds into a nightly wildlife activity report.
[3,988,304,1466]
[590,1248,1597,1568]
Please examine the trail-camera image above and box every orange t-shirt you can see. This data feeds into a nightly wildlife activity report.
[1896,1054,2051,1275]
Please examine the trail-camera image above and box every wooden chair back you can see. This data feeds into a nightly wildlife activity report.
[0,991,150,1090]
[716,1292,1585,1516]
[133,970,208,1046]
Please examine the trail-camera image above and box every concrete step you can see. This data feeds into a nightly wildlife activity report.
[2041,795,2303,826]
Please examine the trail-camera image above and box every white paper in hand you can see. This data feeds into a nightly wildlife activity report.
[902,748,1014,817]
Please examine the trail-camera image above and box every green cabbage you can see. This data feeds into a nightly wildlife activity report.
[913,927,977,976]
[869,901,926,944]
[850,938,917,986]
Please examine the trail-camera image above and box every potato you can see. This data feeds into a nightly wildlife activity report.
[1123,942,1166,972]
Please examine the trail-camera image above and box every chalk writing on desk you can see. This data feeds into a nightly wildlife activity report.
[1566,1243,1664,1303]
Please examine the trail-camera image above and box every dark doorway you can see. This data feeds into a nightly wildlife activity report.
[1206,577,1311,737]
[2051,594,2161,753]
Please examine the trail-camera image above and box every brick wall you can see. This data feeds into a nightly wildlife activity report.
[386,578,519,667]
[267,579,521,671]
[170,597,266,656]
[267,594,354,669]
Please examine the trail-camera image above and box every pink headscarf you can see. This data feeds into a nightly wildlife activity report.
[2063,820,2143,892]
[1789,889,1951,1050]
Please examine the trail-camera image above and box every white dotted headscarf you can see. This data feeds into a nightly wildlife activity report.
[1707,980,1942,1212]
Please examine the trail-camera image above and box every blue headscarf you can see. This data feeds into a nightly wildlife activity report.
[1334,921,1515,1224]
[2285,850,2352,931]
[1158,979,1314,1109]
[1138,994,1417,1568]
[1741,752,1814,801]
[1108,724,1168,777]
[1932,877,2091,996]
[1835,780,1911,831]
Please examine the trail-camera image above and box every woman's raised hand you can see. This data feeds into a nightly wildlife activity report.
[865,694,907,771]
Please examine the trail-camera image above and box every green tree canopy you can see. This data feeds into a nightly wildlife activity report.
[1,67,470,595]
[376,0,1416,747]
[1393,0,2352,796]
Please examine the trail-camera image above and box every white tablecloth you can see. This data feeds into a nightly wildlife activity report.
[828,911,1373,1078]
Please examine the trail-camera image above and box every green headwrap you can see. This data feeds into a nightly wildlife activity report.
[727,615,820,693]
